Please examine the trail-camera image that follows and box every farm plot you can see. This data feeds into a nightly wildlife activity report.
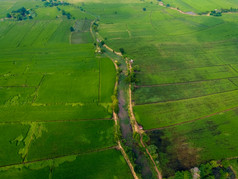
[35,72,99,104]
[27,120,116,161]
[134,90,238,129]
[71,19,93,44]
[136,65,238,86]
[133,78,238,104]
[0,148,133,179]
[52,149,133,179]
[0,104,112,123]
[147,108,238,177]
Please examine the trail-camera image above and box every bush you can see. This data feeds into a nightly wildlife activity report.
[70,26,75,32]
[119,48,125,54]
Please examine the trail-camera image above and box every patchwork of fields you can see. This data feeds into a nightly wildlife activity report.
[79,0,238,177]
[0,0,133,178]
[1,0,238,178]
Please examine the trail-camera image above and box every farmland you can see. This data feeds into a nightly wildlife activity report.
[0,0,132,178]
[161,0,238,14]
[1,0,238,178]
[76,0,238,177]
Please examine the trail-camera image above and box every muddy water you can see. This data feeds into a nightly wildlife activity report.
[118,71,154,179]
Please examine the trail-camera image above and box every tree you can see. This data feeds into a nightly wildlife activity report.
[119,48,125,54]
[99,40,105,47]
[70,26,75,32]
[6,13,11,18]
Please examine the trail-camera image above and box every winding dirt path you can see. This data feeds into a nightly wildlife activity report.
[109,55,139,179]
[140,136,162,179]
[158,1,198,16]
[103,44,122,56]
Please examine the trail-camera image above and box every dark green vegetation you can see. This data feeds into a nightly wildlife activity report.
[6,7,36,20]
[0,0,132,178]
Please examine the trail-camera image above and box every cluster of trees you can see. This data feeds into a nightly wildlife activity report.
[42,0,70,7]
[210,10,222,16]
[70,26,75,32]
[126,63,140,84]
[6,7,34,21]
[221,7,238,13]
[62,10,72,19]
[174,160,235,179]
[209,7,238,16]
[92,21,99,32]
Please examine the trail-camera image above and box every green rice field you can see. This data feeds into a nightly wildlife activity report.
[0,0,132,178]
[1,0,238,178]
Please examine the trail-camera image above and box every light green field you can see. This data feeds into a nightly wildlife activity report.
[27,120,116,161]
[134,90,238,129]
[161,0,238,13]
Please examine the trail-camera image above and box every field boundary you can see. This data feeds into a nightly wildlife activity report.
[32,74,46,103]
[135,76,238,88]
[0,118,114,124]
[145,106,238,132]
